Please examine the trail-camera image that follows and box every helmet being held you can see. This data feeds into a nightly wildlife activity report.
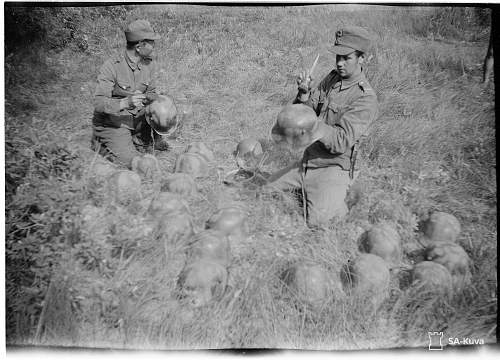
[271,104,319,149]
[146,95,179,136]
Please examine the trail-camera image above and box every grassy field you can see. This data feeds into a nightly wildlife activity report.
[4,4,497,350]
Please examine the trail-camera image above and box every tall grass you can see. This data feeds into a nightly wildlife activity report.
[5,4,496,350]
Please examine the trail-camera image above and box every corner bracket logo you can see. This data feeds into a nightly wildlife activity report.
[428,331,444,350]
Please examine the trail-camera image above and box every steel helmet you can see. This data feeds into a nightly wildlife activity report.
[282,262,340,308]
[131,153,159,178]
[411,261,453,295]
[107,170,141,204]
[174,152,209,178]
[422,211,461,243]
[340,253,390,304]
[235,138,264,170]
[177,260,228,308]
[205,206,248,237]
[161,172,198,196]
[157,209,195,247]
[358,222,401,265]
[146,94,179,136]
[187,229,231,267]
[271,104,319,148]
[148,191,190,216]
[236,138,263,157]
[424,242,471,289]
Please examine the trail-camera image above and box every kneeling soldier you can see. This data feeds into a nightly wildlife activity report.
[267,26,379,228]
[91,19,172,168]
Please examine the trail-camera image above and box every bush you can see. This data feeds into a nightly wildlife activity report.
[4,5,132,53]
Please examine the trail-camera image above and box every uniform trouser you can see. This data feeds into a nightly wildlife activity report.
[265,162,353,228]
[91,115,156,169]
[92,126,141,169]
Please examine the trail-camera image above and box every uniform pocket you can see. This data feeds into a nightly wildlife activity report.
[321,101,342,124]
[116,80,132,91]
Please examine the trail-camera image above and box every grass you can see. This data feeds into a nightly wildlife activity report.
[4,4,496,351]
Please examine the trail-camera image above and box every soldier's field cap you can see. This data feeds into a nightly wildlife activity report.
[330,26,371,55]
[125,19,160,42]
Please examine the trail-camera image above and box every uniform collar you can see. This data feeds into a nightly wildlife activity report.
[333,68,366,90]
[125,50,140,71]
[124,51,152,71]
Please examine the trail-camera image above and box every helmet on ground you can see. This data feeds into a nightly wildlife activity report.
[161,173,197,196]
[411,261,453,295]
[235,138,264,170]
[340,253,390,307]
[148,192,189,216]
[422,211,461,243]
[93,159,117,178]
[186,229,231,267]
[131,154,159,178]
[107,170,141,204]
[271,104,319,148]
[146,95,179,136]
[176,260,228,308]
[205,206,248,238]
[425,241,471,290]
[174,152,209,178]
[282,262,343,309]
[358,222,401,265]
[157,209,195,249]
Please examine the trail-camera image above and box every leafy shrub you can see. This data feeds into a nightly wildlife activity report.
[4,5,132,53]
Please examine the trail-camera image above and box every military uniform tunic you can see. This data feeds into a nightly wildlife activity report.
[299,69,378,169]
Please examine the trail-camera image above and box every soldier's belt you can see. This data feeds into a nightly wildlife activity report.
[107,114,134,128]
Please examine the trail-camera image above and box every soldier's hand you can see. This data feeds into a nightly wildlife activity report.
[154,136,169,151]
[297,69,313,91]
[131,94,146,109]
[121,94,146,110]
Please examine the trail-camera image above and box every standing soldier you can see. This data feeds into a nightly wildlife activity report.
[267,26,379,228]
[92,19,175,168]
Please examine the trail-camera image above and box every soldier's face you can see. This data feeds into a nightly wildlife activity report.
[336,52,363,79]
[137,40,155,58]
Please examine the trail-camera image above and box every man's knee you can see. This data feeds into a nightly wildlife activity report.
[92,127,139,169]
